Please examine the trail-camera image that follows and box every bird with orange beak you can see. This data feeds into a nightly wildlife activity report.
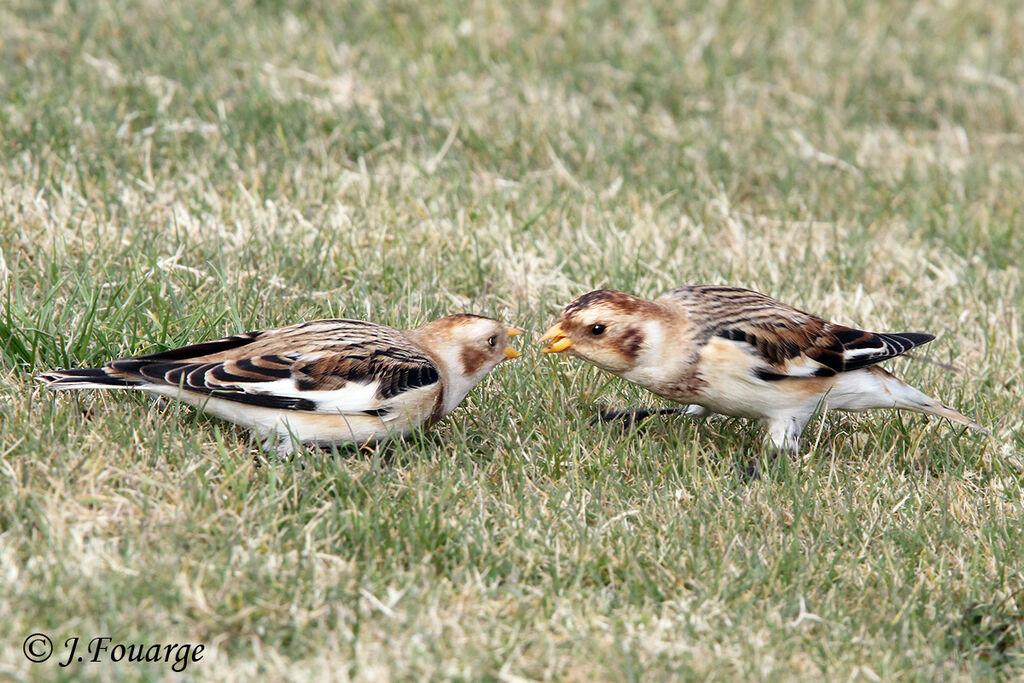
[539,286,986,451]
[40,314,523,455]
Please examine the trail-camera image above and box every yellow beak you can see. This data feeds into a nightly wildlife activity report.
[503,327,523,359]
[538,324,573,353]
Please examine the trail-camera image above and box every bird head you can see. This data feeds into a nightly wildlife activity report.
[417,314,522,383]
[538,289,662,374]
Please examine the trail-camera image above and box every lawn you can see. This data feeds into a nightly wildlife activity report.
[1,0,1023,679]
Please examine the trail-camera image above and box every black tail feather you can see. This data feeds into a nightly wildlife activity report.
[886,331,936,350]
[37,368,139,389]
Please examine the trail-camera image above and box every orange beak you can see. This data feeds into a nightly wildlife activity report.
[504,327,523,359]
[538,324,573,353]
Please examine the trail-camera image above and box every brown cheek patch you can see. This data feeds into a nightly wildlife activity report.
[614,328,645,360]
[459,346,489,375]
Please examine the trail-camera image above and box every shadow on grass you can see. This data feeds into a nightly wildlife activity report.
[951,596,1024,668]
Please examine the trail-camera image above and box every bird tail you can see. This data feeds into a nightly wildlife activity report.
[915,401,991,436]
[36,368,140,390]
[878,369,990,435]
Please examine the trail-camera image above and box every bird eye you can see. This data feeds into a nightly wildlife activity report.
[590,324,606,336]
[487,335,496,346]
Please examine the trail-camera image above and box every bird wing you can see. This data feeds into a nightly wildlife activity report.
[660,286,935,380]
[105,319,442,415]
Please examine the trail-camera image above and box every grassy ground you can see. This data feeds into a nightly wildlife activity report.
[2,0,1023,679]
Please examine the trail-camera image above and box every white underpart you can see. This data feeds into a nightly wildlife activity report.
[822,369,928,412]
[233,377,384,413]
[678,336,970,451]
[140,382,439,456]
[439,371,478,416]
[621,320,668,387]
[142,385,295,438]
[763,369,944,451]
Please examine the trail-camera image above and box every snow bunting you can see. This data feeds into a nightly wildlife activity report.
[39,314,522,454]
[539,286,986,451]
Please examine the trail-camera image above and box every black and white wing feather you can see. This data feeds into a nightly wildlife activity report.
[662,286,935,380]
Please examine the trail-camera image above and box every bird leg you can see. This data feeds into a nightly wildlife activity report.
[764,414,811,453]
[591,404,708,427]
[257,428,301,460]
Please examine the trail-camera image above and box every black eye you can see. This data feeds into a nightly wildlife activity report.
[590,324,606,336]
[487,335,496,346]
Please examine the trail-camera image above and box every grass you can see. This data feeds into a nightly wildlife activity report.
[2,0,1023,679]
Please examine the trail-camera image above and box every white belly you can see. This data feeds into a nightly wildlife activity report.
[143,386,426,448]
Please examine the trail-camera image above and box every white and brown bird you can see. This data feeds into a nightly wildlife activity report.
[39,314,522,454]
[539,286,986,451]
